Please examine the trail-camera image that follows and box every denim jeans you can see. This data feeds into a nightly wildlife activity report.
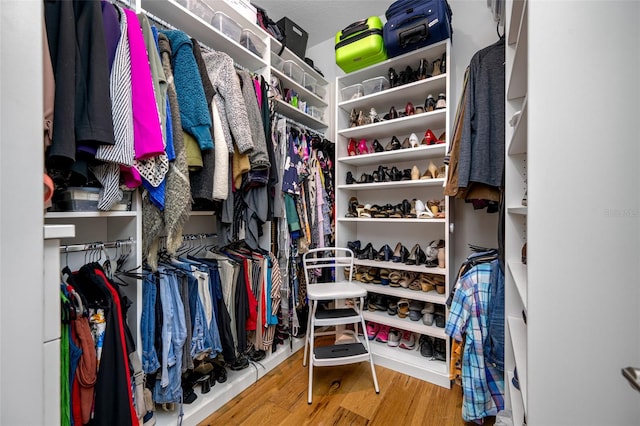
[154,268,186,403]
[141,274,160,374]
[484,259,505,372]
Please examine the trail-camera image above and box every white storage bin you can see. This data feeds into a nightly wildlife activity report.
[308,106,326,121]
[271,54,284,72]
[212,11,242,43]
[240,29,266,57]
[303,72,317,91]
[314,84,327,99]
[185,0,215,24]
[283,60,304,84]
[341,83,364,101]
[362,76,389,95]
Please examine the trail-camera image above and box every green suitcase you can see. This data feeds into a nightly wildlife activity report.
[335,16,388,73]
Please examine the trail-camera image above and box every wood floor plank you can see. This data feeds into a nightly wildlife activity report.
[199,347,495,426]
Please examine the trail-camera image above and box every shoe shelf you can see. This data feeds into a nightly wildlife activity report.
[273,99,328,129]
[271,67,328,108]
[338,217,446,224]
[507,206,527,215]
[363,310,447,340]
[367,339,449,388]
[507,0,527,45]
[338,109,446,141]
[154,338,305,426]
[353,259,446,276]
[356,281,447,305]
[140,0,268,73]
[508,370,525,426]
[45,211,137,219]
[508,95,528,155]
[508,258,528,312]
[338,178,445,191]
[338,74,447,113]
[338,144,446,166]
[508,315,528,415]
[507,0,528,100]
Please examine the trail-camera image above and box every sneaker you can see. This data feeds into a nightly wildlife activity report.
[387,328,401,347]
[399,331,416,350]
[366,322,381,340]
[433,338,446,361]
[422,312,434,326]
[375,324,391,343]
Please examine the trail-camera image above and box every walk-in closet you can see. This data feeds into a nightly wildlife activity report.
[1,1,639,425]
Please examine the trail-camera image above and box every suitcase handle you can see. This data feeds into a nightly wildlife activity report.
[399,23,428,47]
[395,13,428,29]
[340,19,369,40]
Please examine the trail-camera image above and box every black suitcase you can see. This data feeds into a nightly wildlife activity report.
[383,0,452,58]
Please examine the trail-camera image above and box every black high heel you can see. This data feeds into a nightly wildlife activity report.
[405,244,426,265]
[387,166,402,181]
[357,243,377,260]
[372,139,384,152]
[401,169,412,180]
[346,171,355,184]
[390,136,401,150]
[345,197,359,217]
[392,242,409,263]
[389,106,398,120]
[376,244,393,261]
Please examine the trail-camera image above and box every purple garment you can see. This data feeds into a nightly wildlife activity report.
[123,8,165,160]
[101,0,121,71]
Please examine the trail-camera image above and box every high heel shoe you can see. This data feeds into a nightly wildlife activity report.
[401,137,411,149]
[392,243,410,263]
[424,239,444,268]
[440,52,446,73]
[420,161,438,180]
[388,67,398,88]
[372,139,384,152]
[431,59,442,76]
[385,136,401,151]
[435,93,446,110]
[405,102,415,116]
[417,58,431,79]
[388,106,398,120]
[415,199,434,219]
[347,239,361,254]
[425,94,436,112]
[405,244,426,265]
[345,197,359,217]
[411,165,420,180]
[347,138,357,156]
[409,133,419,148]
[401,169,412,180]
[376,244,393,262]
[387,166,402,181]
[358,242,377,260]
[357,139,369,155]
[373,165,388,182]
[346,171,356,184]
[349,109,358,127]
[421,129,438,145]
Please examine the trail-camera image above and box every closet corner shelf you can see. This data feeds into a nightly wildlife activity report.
[45,211,138,219]
[363,310,446,340]
[508,95,528,155]
[508,315,528,414]
[507,206,527,216]
[507,0,528,100]
[507,0,527,45]
[368,339,449,388]
[338,74,447,112]
[154,337,305,426]
[338,178,445,191]
[140,0,268,72]
[338,109,446,141]
[354,258,446,276]
[338,144,446,166]
[44,224,76,240]
[338,217,446,224]
[356,281,447,305]
[270,39,328,84]
[507,258,528,310]
[271,68,328,108]
[507,370,525,425]
[274,99,327,129]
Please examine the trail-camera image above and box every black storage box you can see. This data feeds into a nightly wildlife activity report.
[276,17,308,59]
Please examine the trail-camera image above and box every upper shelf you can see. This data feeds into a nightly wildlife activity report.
[273,99,327,129]
[508,258,528,311]
[508,95,528,155]
[44,224,76,240]
[338,109,447,141]
[338,74,447,113]
[338,178,445,191]
[140,0,268,72]
[337,40,448,88]
[271,68,328,108]
[508,0,527,45]
[270,39,328,85]
[338,144,446,167]
[507,0,528,100]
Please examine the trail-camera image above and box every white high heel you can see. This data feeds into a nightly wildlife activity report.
[415,200,434,219]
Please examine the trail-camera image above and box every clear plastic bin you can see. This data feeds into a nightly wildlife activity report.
[341,83,364,101]
[308,106,326,121]
[240,29,266,57]
[212,11,242,43]
[303,72,317,91]
[271,54,284,72]
[185,0,215,24]
[283,60,304,84]
[314,84,327,99]
[362,76,389,95]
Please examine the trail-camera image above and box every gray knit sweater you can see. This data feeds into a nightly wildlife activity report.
[202,51,254,155]
[237,70,270,170]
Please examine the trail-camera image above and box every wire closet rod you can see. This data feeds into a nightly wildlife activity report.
[60,238,134,254]
[275,113,326,138]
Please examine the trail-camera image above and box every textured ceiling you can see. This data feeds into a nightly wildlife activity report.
[252,0,390,48]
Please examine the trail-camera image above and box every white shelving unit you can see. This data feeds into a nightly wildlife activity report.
[334,40,452,389]
[504,1,528,425]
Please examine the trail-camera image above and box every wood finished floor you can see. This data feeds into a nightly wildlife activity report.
[198,346,495,426]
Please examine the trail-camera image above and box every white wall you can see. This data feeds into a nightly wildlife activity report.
[308,1,503,268]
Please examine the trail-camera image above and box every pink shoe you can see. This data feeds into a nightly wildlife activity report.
[399,330,416,349]
[375,324,391,343]
[366,322,381,340]
[357,138,369,155]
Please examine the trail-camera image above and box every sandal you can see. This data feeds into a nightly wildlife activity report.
[397,298,410,318]
[347,138,357,156]
[408,276,422,291]
[387,298,398,315]
[389,270,402,287]
[399,272,418,289]
[420,273,436,292]
[379,268,390,285]
[415,199,434,219]
[358,204,372,218]
[345,196,359,217]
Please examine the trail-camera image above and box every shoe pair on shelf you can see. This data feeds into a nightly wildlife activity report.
[424,93,446,112]
[419,335,446,360]
[367,321,416,349]
[421,129,446,146]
